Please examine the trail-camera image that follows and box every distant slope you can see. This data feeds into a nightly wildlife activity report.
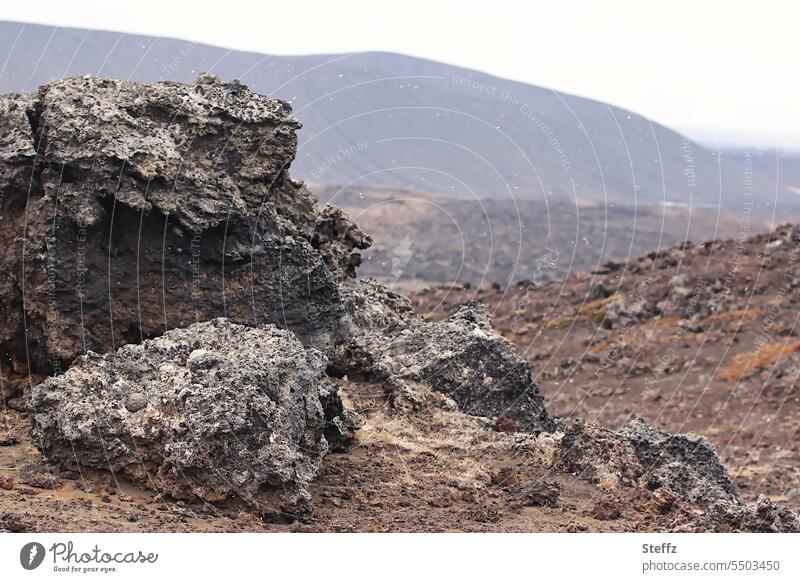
[0,20,795,211]
[315,185,778,290]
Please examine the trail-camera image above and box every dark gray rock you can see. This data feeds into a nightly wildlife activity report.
[333,300,553,431]
[30,318,352,513]
[617,417,739,505]
[0,75,369,380]
[705,495,800,533]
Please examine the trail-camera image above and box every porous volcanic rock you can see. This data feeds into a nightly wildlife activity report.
[556,419,644,489]
[331,300,553,431]
[705,495,800,533]
[30,318,352,512]
[338,277,418,333]
[0,75,369,381]
[617,418,739,505]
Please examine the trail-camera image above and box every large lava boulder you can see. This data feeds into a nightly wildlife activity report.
[29,318,351,512]
[0,74,369,380]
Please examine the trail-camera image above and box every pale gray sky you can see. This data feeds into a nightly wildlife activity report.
[2,0,798,147]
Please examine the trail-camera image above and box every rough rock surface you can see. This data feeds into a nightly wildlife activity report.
[0,75,369,380]
[338,277,418,334]
[617,418,739,505]
[30,318,352,512]
[410,225,800,510]
[705,495,800,533]
[332,301,552,431]
[556,419,644,490]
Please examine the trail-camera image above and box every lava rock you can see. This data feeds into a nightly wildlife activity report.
[0,431,18,446]
[617,417,739,505]
[557,419,644,489]
[30,318,352,513]
[0,75,369,382]
[705,495,800,533]
[335,301,552,431]
[17,462,63,489]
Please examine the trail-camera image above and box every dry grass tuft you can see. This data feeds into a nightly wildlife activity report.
[717,340,800,381]
[577,293,624,317]
[546,294,625,329]
[698,308,759,326]
[546,315,576,329]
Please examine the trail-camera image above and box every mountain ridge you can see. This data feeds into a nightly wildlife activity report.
[2,19,797,213]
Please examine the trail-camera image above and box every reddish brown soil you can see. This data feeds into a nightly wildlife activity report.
[410,226,800,509]
[2,383,699,533]
[3,226,798,531]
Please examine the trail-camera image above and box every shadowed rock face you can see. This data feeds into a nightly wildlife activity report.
[0,74,369,377]
[30,318,351,512]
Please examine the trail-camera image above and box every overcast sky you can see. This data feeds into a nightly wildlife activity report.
[1,0,797,148]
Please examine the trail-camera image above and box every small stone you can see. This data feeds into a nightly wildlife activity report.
[513,481,560,507]
[427,486,455,508]
[173,506,198,519]
[17,462,63,489]
[491,466,520,487]
[125,392,148,412]
[617,418,738,505]
[590,497,622,520]
[0,432,18,446]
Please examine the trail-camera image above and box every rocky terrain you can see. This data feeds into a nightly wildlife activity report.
[412,225,800,511]
[1,76,798,532]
